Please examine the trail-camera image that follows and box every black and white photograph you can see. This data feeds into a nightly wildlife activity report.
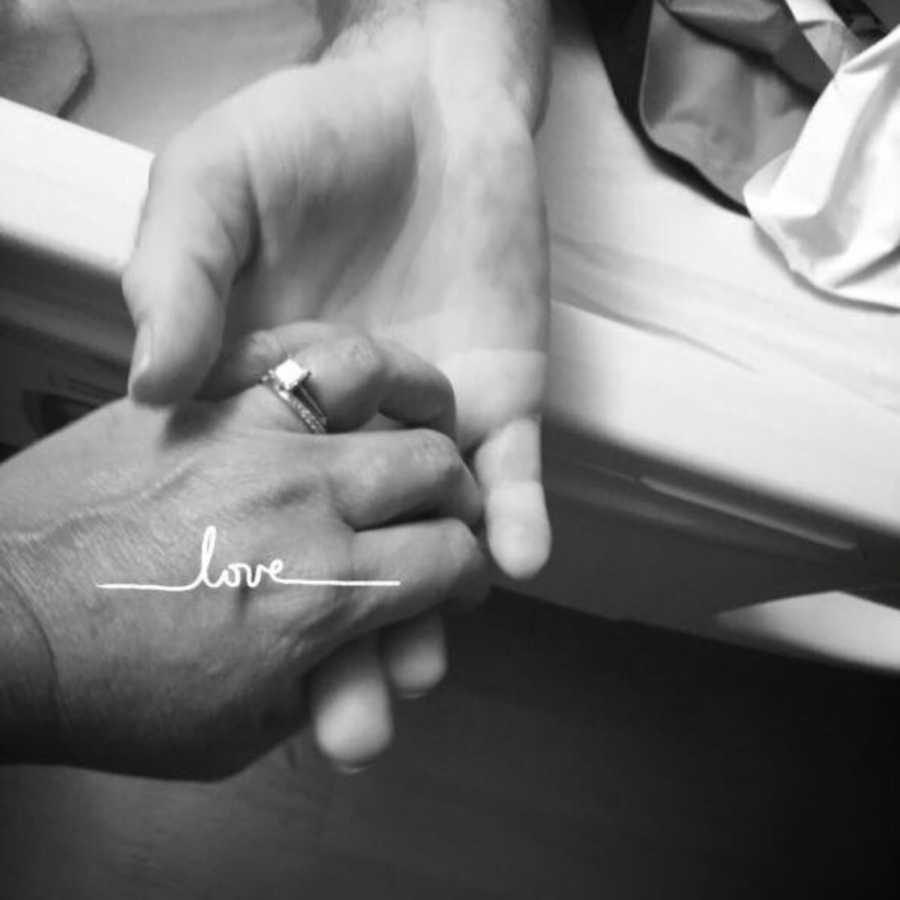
[1,1,900,896]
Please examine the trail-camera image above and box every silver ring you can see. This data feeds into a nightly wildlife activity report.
[260,358,328,434]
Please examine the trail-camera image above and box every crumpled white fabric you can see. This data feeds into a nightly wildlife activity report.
[744,24,900,310]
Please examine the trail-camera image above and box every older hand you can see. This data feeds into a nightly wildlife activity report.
[0,326,486,778]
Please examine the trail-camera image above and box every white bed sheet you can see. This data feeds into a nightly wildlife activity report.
[539,26,900,416]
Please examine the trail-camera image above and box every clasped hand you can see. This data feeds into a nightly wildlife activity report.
[111,42,550,773]
[0,325,487,777]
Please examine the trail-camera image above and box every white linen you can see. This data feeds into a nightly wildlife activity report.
[745,26,900,311]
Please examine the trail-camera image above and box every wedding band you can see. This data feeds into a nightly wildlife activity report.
[260,358,328,434]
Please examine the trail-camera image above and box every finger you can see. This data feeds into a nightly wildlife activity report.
[215,327,456,438]
[122,110,255,405]
[349,519,489,630]
[330,429,482,530]
[200,323,335,399]
[381,611,447,699]
[473,416,551,580]
[309,637,393,772]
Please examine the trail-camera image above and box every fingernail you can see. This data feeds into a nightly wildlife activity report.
[128,326,154,398]
[398,689,429,700]
[334,761,369,776]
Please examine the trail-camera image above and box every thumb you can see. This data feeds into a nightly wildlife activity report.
[122,116,255,404]
[473,416,551,581]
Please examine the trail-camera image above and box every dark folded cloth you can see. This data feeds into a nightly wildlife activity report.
[581,0,893,209]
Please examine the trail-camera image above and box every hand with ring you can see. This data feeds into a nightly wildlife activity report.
[0,325,487,778]
[121,48,552,771]
[205,322,479,770]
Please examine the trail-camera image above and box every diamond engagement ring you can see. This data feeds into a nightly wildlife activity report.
[260,358,328,434]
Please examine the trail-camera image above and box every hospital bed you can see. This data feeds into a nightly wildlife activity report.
[2,0,899,670]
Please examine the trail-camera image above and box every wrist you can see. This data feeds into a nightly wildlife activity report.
[0,548,62,764]
[422,1,551,132]
[322,1,550,132]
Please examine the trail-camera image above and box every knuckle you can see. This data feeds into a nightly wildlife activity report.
[412,429,462,483]
[237,329,284,374]
[441,519,483,574]
[340,454,386,504]
[443,517,474,558]
[339,333,384,383]
[416,363,456,428]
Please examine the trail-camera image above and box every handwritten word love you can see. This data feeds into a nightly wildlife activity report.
[97,525,400,592]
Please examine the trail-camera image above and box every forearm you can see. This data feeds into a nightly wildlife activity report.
[0,559,59,763]
[319,0,552,130]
